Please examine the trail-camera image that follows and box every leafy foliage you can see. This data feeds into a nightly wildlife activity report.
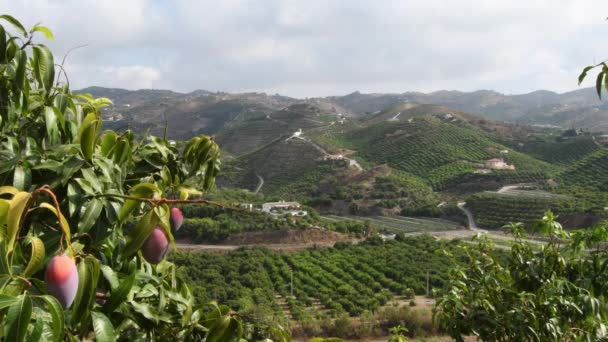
[0,16,251,341]
[435,213,608,341]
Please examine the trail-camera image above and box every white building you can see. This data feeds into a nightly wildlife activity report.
[262,201,300,213]
[485,158,515,170]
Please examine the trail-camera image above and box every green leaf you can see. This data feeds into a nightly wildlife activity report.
[118,183,159,222]
[28,319,43,341]
[12,165,30,191]
[123,210,159,258]
[71,256,100,327]
[0,24,6,63]
[0,294,19,310]
[44,106,60,145]
[32,45,55,94]
[102,272,135,314]
[30,24,54,40]
[77,198,103,234]
[22,236,45,277]
[77,112,100,162]
[7,192,31,255]
[0,15,27,37]
[40,295,64,342]
[596,71,604,99]
[4,294,32,342]
[91,311,116,342]
[99,265,119,291]
[12,50,26,94]
[578,65,594,85]
[39,202,71,256]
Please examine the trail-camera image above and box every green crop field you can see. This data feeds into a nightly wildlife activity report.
[173,235,460,319]
[326,117,556,190]
[322,215,462,233]
[467,191,580,229]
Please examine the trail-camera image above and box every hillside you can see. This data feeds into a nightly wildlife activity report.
[215,103,335,156]
[329,114,555,191]
[327,87,608,131]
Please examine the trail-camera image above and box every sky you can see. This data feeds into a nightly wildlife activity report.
[1,0,608,98]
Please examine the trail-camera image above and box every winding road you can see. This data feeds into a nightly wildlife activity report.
[457,201,486,232]
[254,174,264,194]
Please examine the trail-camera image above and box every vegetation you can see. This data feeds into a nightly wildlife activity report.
[467,191,580,229]
[0,16,256,341]
[175,235,455,314]
[435,213,608,341]
[174,235,456,338]
[334,117,555,190]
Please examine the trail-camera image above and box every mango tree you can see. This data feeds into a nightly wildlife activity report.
[0,14,250,341]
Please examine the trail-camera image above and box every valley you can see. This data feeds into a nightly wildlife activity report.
[91,85,608,340]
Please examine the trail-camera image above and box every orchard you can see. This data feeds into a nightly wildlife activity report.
[0,15,259,341]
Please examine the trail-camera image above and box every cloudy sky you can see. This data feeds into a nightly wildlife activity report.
[1,0,608,97]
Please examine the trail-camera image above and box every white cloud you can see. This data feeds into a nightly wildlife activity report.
[1,0,608,97]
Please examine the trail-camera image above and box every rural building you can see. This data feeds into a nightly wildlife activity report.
[323,154,344,161]
[597,135,608,146]
[485,158,515,170]
[262,201,301,213]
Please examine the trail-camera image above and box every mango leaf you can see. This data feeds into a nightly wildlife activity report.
[123,209,159,258]
[30,24,54,40]
[0,186,18,195]
[99,265,119,291]
[118,183,159,222]
[7,191,31,255]
[0,198,9,228]
[39,295,64,342]
[99,131,117,157]
[44,106,60,145]
[0,294,19,310]
[91,311,116,342]
[0,15,27,36]
[12,50,26,94]
[77,112,99,162]
[22,236,45,277]
[71,256,100,327]
[12,165,30,191]
[578,65,594,85]
[0,24,6,63]
[32,45,55,94]
[77,198,103,234]
[102,271,135,314]
[596,71,605,99]
[39,202,71,256]
[4,294,32,342]
[28,320,43,341]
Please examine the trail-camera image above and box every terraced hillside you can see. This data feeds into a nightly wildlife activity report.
[323,215,463,234]
[216,103,335,156]
[175,236,459,319]
[336,116,556,190]
[466,191,580,229]
[220,137,326,194]
[553,148,608,210]
[521,135,600,164]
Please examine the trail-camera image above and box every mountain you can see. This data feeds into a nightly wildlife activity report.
[326,88,608,131]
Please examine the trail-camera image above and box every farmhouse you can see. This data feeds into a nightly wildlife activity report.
[485,158,515,170]
[323,154,344,161]
[262,201,301,213]
[596,135,608,146]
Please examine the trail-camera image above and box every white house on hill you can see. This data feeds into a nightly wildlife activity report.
[262,201,301,213]
[485,158,515,170]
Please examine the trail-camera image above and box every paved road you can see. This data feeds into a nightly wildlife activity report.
[254,174,264,194]
[457,201,486,232]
